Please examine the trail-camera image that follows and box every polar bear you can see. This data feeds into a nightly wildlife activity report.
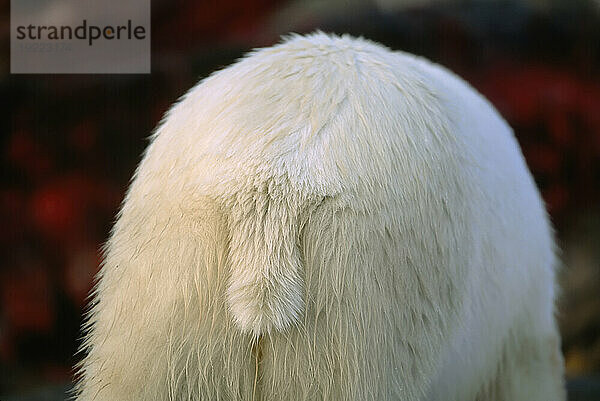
[74,32,565,401]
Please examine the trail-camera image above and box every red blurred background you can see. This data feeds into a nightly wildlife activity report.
[1,0,599,398]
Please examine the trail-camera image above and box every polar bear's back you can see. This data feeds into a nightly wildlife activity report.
[75,33,563,401]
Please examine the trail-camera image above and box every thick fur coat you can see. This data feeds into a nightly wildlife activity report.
[74,32,565,400]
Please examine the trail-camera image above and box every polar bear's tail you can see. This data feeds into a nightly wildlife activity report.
[224,189,308,338]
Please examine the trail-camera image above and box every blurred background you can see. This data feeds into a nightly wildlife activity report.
[1,0,599,399]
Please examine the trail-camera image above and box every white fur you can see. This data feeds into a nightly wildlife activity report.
[74,32,565,400]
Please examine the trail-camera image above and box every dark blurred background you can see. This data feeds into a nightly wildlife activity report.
[1,0,599,399]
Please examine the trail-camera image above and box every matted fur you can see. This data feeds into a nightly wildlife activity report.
[73,32,565,400]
